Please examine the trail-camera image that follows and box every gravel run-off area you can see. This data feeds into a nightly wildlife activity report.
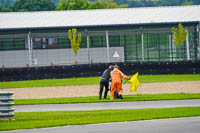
[1,81,200,99]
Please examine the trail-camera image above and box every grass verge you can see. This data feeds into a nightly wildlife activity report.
[0,107,200,131]
[0,74,200,89]
[14,93,200,105]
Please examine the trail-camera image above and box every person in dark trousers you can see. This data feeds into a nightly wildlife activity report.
[99,65,114,99]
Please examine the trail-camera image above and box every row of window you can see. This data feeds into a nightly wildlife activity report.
[0,35,124,51]
[125,33,196,61]
[0,32,197,61]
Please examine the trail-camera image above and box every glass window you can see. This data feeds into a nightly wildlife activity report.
[58,37,70,48]
[0,38,25,51]
[120,35,125,46]
[188,32,195,59]
[146,33,160,61]
[109,35,120,47]
[48,38,57,49]
[30,38,58,49]
[15,39,25,50]
[80,36,87,48]
[33,38,42,49]
[42,38,48,48]
[90,35,106,47]
[0,40,4,50]
[159,33,170,61]
[3,39,14,50]
[125,34,141,62]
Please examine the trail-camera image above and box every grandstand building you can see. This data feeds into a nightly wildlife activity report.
[0,5,200,68]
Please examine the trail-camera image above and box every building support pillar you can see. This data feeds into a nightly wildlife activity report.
[141,33,144,61]
[186,28,190,60]
[169,34,172,61]
[28,32,33,66]
[198,22,200,60]
[106,30,110,63]
[86,29,90,63]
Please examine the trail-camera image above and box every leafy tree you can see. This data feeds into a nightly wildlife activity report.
[172,23,187,59]
[50,0,60,5]
[11,0,55,12]
[0,5,12,12]
[56,0,127,10]
[56,0,89,10]
[68,28,82,62]
[89,0,128,9]
[0,0,16,8]
[182,2,193,5]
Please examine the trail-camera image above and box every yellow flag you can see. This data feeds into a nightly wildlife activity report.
[129,72,140,92]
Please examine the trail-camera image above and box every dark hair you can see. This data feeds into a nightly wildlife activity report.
[114,65,119,68]
[109,65,114,70]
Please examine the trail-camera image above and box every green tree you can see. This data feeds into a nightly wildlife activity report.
[172,23,187,59]
[0,0,16,8]
[89,0,128,9]
[56,0,127,10]
[56,0,89,10]
[182,2,193,5]
[50,0,60,5]
[68,28,82,62]
[0,5,12,12]
[11,0,55,12]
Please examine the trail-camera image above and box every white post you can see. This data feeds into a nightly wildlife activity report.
[141,33,144,61]
[199,22,200,47]
[172,34,177,60]
[198,22,200,60]
[106,30,110,63]
[28,32,32,66]
[86,30,90,63]
[186,28,190,60]
[169,34,172,61]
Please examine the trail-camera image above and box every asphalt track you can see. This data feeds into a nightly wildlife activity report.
[2,117,200,133]
[15,99,200,112]
[2,99,200,133]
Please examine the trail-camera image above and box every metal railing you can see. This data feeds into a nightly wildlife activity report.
[0,92,14,120]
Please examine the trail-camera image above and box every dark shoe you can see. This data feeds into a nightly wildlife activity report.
[119,94,123,99]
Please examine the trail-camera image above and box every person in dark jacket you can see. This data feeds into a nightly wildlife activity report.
[99,65,114,99]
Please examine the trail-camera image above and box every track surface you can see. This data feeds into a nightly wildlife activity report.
[15,99,200,112]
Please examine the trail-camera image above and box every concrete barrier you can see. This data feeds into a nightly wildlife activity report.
[0,92,14,120]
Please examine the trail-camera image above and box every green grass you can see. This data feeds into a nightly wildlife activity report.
[14,93,200,105]
[1,107,200,131]
[0,74,200,89]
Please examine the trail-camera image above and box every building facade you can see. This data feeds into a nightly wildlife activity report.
[0,5,200,68]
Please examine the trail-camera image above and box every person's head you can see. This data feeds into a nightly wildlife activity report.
[108,65,114,70]
[114,65,119,69]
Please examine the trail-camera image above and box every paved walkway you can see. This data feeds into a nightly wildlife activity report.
[15,99,200,112]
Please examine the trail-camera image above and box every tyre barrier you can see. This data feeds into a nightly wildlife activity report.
[0,61,199,81]
[0,92,14,120]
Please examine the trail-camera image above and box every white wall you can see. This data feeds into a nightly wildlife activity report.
[0,47,124,68]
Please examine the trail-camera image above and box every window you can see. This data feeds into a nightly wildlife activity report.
[90,35,106,47]
[0,40,4,50]
[48,38,57,49]
[15,39,25,50]
[58,37,70,48]
[33,38,42,49]
[25,38,58,49]
[80,36,87,48]
[125,34,141,61]
[0,38,25,51]
[109,35,120,47]
[42,38,48,48]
